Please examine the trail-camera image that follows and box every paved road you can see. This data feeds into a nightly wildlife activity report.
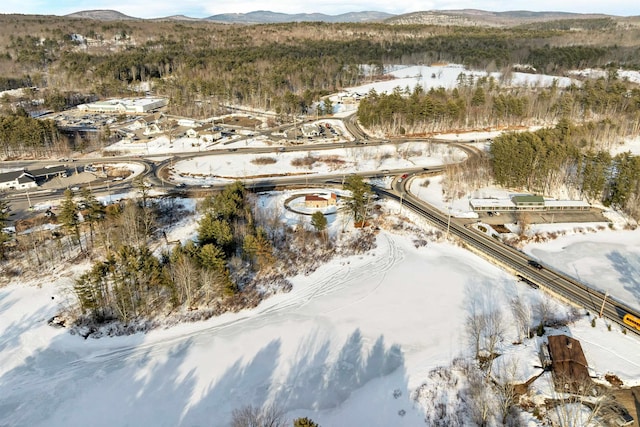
[376,180,640,335]
[3,114,638,335]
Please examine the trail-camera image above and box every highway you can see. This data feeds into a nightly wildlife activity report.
[3,113,639,334]
[378,179,640,335]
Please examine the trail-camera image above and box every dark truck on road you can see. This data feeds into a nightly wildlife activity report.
[528,260,544,270]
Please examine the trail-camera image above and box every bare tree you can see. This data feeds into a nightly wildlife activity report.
[511,297,532,342]
[466,309,486,359]
[534,299,553,331]
[171,253,199,308]
[230,404,288,427]
[516,211,530,238]
[484,309,505,376]
[493,357,521,426]
[466,365,496,427]
[545,373,611,427]
[465,284,486,358]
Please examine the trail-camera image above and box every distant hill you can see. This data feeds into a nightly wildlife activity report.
[204,10,394,24]
[65,9,139,21]
[62,8,628,26]
[152,15,202,22]
[385,9,615,26]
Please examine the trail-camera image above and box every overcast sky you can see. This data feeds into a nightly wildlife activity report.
[1,0,638,18]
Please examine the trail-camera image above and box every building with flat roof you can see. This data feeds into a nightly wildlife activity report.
[78,98,167,114]
[469,194,590,213]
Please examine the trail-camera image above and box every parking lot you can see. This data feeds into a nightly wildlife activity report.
[478,208,609,225]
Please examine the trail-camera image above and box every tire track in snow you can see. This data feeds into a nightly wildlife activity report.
[2,236,406,408]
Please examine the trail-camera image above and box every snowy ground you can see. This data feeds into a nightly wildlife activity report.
[2,185,640,426]
[103,119,353,156]
[3,64,640,425]
[169,141,465,185]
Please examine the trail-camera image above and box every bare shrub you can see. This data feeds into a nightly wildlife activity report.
[251,157,277,165]
[230,404,288,427]
[291,155,317,167]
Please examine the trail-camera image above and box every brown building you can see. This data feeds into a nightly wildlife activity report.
[547,334,593,394]
[304,193,337,209]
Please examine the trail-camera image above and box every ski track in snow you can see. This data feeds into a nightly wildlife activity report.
[0,235,405,425]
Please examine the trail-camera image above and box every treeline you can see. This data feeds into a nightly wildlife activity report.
[73,182,273,326]
[0,112,63,157]
[1,15,636,118]
[357,74,640,137]
[519,18,618,32]
[0,75,32,91]
[490,121,640,219]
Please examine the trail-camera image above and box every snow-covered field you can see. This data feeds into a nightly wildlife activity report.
[3,63,640,425]
[332,63,579,116]
[169,142,465,185]
[2,185,640,426]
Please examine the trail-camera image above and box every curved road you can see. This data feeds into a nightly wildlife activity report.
[4,114,638,334]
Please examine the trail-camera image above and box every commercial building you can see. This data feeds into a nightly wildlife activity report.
[78,98,168,114]
[0,170,37,190]
[469,194,590,213]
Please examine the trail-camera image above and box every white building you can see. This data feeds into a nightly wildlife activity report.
[78,98,168,114]
[0,170,37,190]
[469,195,590,212]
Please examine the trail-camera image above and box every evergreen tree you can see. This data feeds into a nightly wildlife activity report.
[311,211,328,233]
[293,417,319,427]
[343,174,373,225]
[59,188,82,250]
[198,213,234,254]
[80,187,105,248]
[322,98,333,115]
[243,227,274,270]
[0,199,12,258]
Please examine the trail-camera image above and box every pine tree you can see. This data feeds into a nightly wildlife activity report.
[0,199,11,258]
[59,188,82,250]
[343,175,372,225]
[293,417,319,427]
[311,211,327,233]
[80,187,105,248]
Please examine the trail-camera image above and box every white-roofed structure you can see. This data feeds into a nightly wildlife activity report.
[78,98,167,114]
[469,195,590,213]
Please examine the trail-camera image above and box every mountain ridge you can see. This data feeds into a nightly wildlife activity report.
[62,8,632,25]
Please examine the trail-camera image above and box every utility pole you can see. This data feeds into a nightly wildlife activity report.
[446,206,452,240]
[25,188,32,209]
[599,291,609,318]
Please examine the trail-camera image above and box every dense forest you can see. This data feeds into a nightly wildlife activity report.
[0,15,638,117]
[357,74,640,136]
[490,122,640,218]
